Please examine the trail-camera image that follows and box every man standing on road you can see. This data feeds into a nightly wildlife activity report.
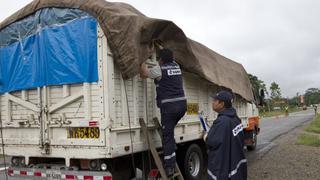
[285,106,289,117]
[204,91,247,180]
[314,105,317,115]
[140,48,187,177]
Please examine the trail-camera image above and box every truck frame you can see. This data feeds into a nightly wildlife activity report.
[0,8,260,180]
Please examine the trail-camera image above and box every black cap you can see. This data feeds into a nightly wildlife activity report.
[211,90,233,103]
[159,48,173,63]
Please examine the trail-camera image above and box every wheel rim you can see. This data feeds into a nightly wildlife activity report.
[188,152,200,177]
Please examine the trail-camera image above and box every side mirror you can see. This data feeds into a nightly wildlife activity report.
[260,89,265,98]
[258,89,265,106]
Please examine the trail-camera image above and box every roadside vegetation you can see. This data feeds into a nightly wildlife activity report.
[297,114,320,147]
[249,74,320,119]
[305,114,320,134]
[260,107,302,118]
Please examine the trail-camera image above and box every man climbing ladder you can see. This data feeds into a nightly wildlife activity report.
[140,48,187,177]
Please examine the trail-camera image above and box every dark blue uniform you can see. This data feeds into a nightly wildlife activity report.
[206,107,247,180]
[154,61,187,171]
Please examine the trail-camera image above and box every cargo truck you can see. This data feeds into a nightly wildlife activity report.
[0,1,261,179]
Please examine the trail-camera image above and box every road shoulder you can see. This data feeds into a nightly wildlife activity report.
[248,120,320,180]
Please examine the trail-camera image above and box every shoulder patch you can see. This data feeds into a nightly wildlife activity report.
[167,69,182,76]
[232,124,243,136]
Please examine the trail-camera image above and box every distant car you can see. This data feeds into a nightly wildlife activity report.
[303,105,307,110]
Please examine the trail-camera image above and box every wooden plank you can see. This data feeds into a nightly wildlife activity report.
[175,163,184,180]
[139,118,168,180]
[153,118,184,180]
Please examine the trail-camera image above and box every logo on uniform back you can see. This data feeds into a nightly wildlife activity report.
[232,124,243,136]
[167,69,181,76]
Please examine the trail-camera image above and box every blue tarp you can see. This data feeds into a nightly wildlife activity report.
[0,8,98,94]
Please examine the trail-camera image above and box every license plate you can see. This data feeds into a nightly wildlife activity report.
[187,103,199,115]
[46,170,62,179]
[67,127,100,139]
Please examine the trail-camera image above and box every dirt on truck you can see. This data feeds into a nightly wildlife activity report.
[0,0,262,179]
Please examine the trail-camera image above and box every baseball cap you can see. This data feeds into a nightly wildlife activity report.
[211,90,233,103]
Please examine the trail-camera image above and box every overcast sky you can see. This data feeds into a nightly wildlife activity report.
[1,0,320,97]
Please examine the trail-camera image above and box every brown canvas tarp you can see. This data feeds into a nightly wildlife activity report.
[0,0,254,101]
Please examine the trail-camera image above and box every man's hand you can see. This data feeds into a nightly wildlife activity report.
[154,40,164,50]
[202,131,208,142]
[140,62,148,79]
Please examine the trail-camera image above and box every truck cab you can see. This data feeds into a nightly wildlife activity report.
[243,103,260,151]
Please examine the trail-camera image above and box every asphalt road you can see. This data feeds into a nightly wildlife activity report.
[0,109,315,179]
[246,109,315,162]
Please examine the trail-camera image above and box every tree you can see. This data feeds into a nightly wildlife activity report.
[248,74,268,97]
[304,88,320,106]
[288,92,300,107]
[270,82,281,100]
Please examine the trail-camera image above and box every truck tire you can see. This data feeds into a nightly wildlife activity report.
[247,129,257,151]
[181,144,204,180]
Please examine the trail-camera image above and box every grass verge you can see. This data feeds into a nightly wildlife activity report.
[305,115,320,134]
[297,114,320,147]
[260,107,302,118]
[297,133,320,147]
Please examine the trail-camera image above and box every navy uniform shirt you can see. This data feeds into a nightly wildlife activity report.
[149,61,185,108]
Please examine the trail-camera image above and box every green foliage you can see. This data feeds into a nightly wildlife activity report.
[304,88,320,106]
[305,115,320,134]
[248,74,268,107]
[288,94,299,107]
[248,74,268,96]
[297,115,320,147]
[259,107,300,117]
[289,88,320,106]
[297,133,320,147]
[270,82,282,100]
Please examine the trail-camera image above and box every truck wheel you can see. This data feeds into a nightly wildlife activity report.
[247,130,257,151]
[181,144,204,180]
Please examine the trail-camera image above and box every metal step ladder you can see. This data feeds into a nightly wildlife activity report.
[139,118,184,180]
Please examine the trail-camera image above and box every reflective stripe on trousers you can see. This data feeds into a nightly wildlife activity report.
[229,159,247,178]
[207,159,247,180]
[164,152,176,160]
[161,100,186,170]
[161,96,186,104]
[207,169,217,180]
